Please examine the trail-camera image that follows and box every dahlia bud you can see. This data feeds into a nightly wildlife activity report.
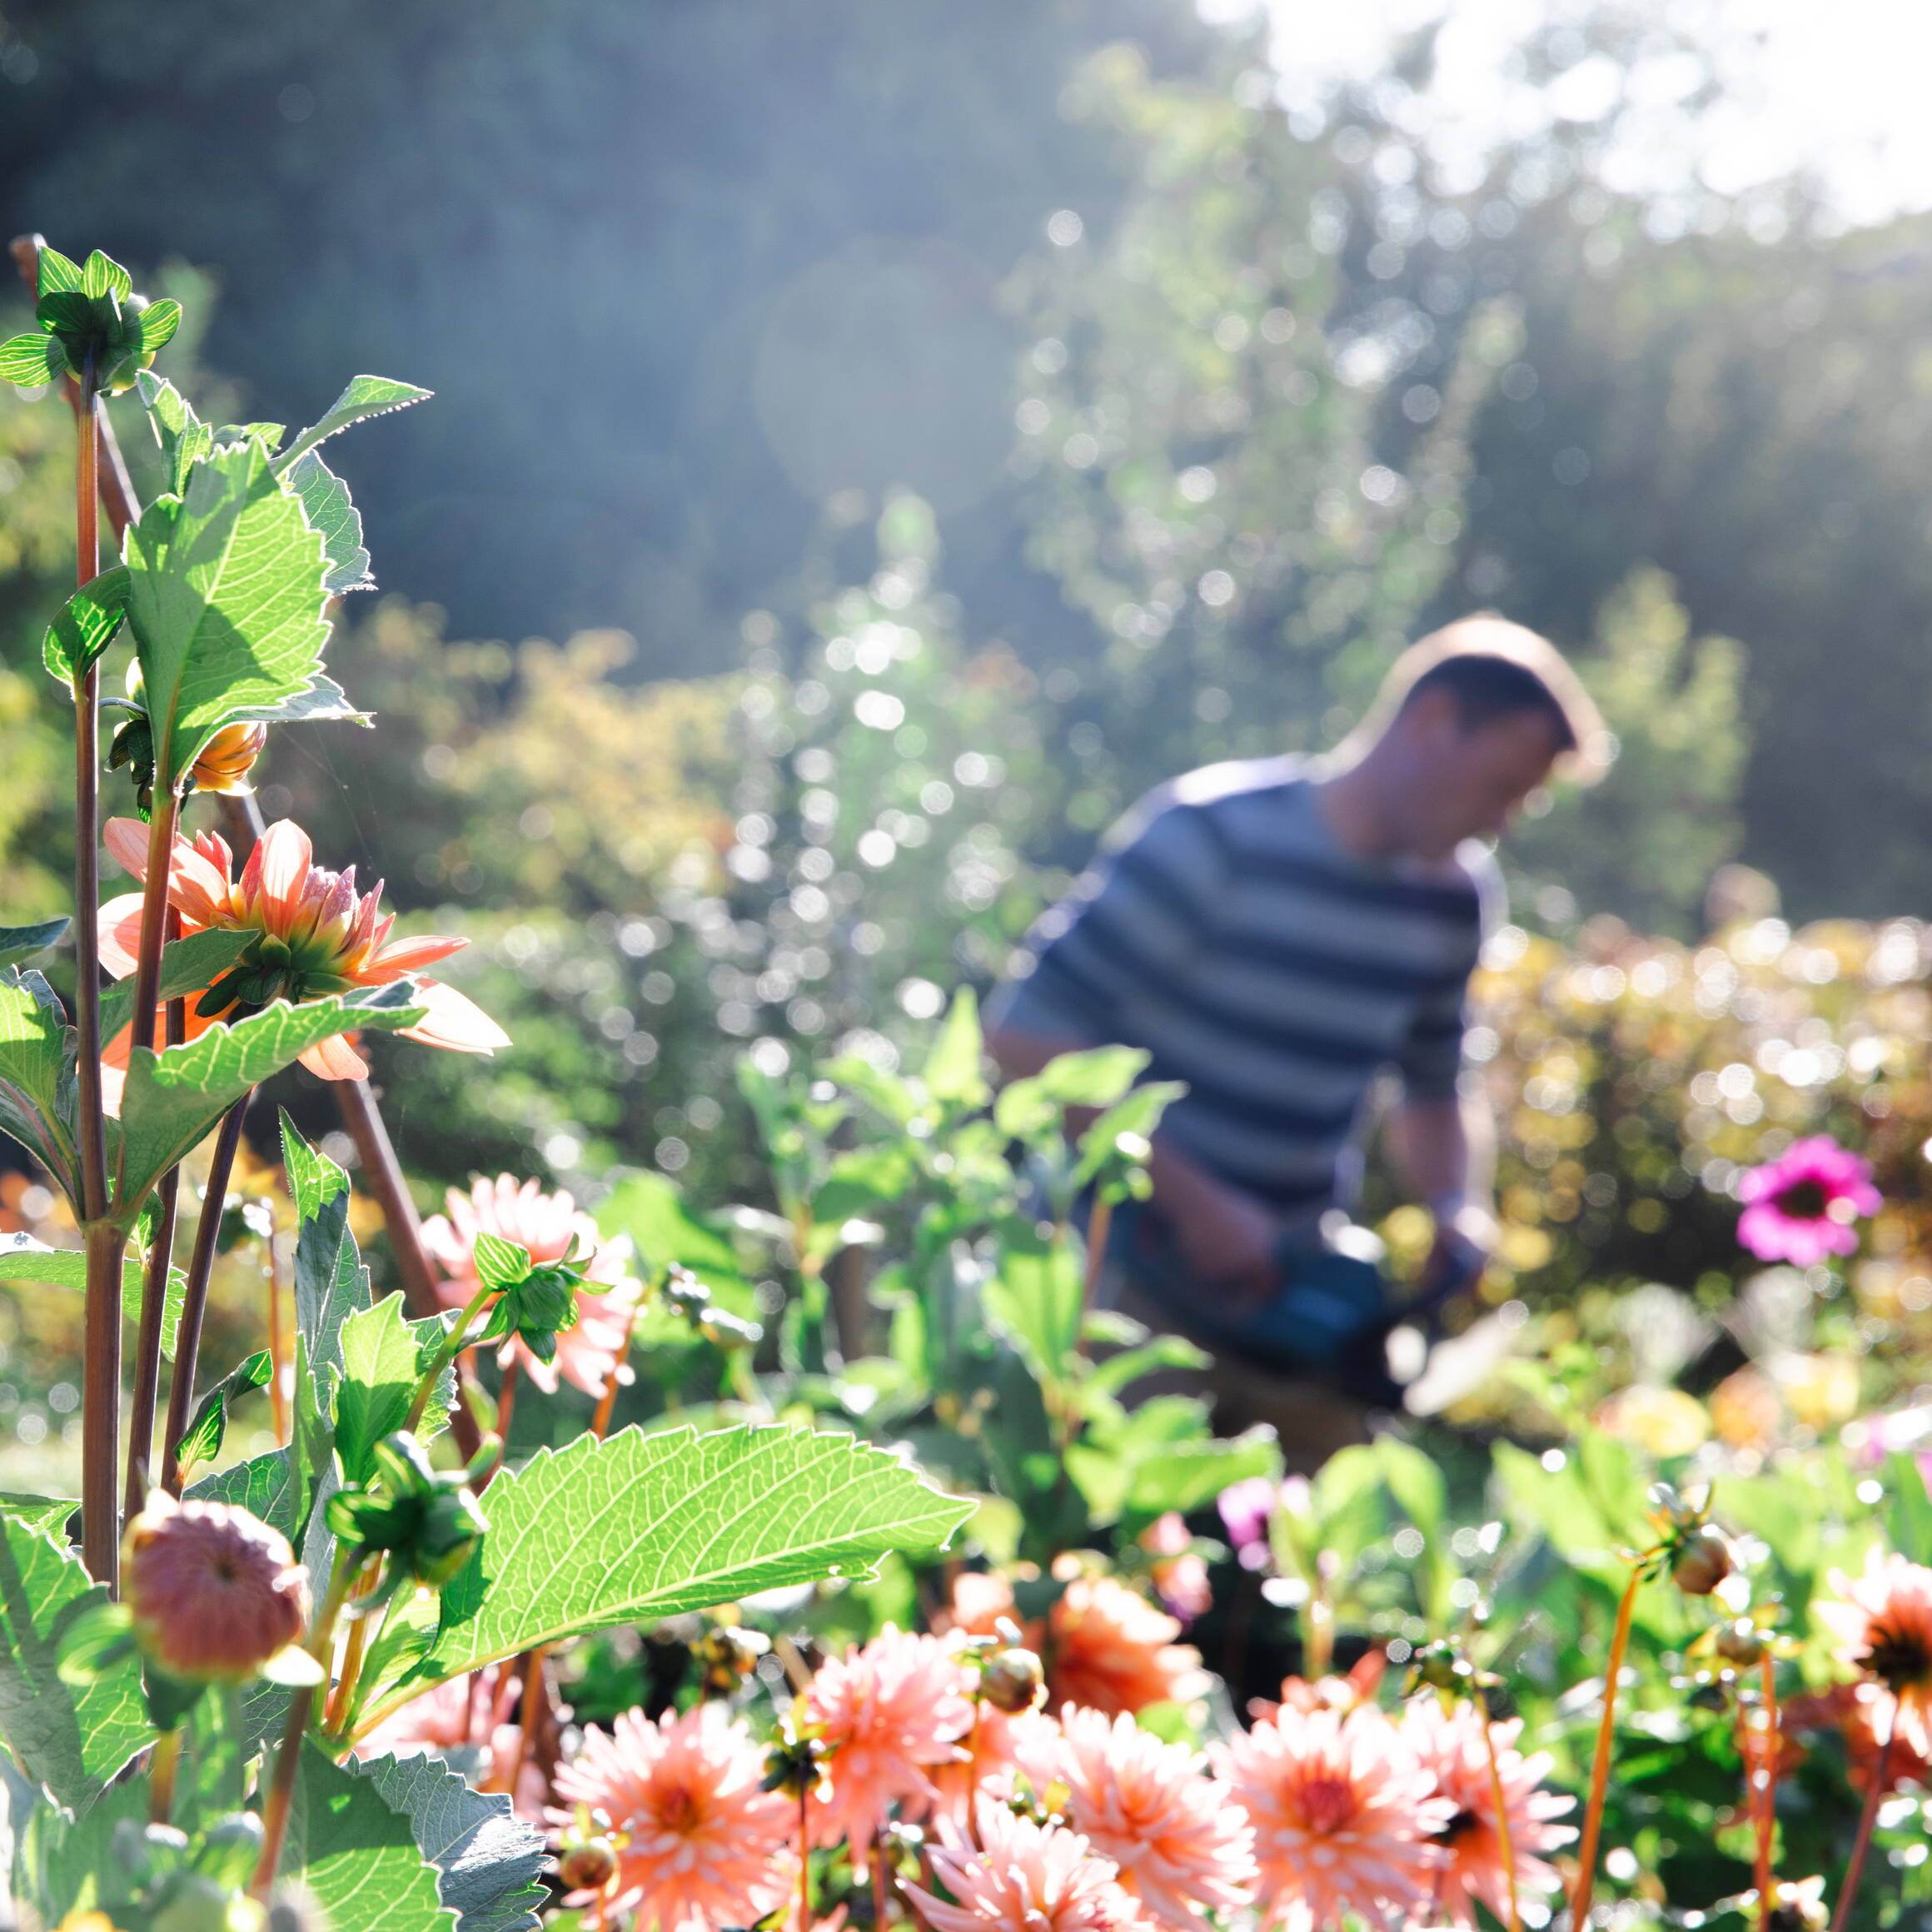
[1671,1526,1735,1598]
[693,1622,769,1695]
[1713,1619,1765,1667]
[122,1493,311,1684]
[326,1432,487,1588]
[149,1873,266,1932]
[556,1838,620,1894]
[978,1646,1046,1715]
[189,722,269,797]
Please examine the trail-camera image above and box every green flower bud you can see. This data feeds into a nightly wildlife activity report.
[326,1432,487,1589]
[1671,1526,1735,1598]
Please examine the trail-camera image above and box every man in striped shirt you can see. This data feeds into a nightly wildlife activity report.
[988,616,1607,1412]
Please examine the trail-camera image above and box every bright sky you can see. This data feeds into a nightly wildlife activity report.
[1211,0,1932,228]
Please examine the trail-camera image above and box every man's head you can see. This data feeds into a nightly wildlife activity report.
[1344,616,1608,860]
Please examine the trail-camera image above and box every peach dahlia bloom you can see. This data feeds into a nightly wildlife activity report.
[100,816,506,1094]
[1047,1575,1211,1716]
[1817,1548,1932,1755]
[1212,1701,1451,1932]
[1021,1705,1255,1932]
[906,1800,1143,1932]
[1401,1698,1576,1928]
[802,1626,975,1869]
[549,1704,795,1932]
[422,1174,642,1396]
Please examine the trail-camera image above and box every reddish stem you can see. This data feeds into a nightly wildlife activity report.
[1569,1566,1643,1929]
[161,1093,251,1494]
[1827,1727,1893,1932]
[1754,1651,1779,1932]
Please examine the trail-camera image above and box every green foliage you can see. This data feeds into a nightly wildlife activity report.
[114,983,426,1216]
[122,436,334,793]
[272,373,432,474]
[40,566,130,683]
[0,1511,147,1810]
[282,1741,455,1932]
[172,1348,273,1481]
[0,919,67,968]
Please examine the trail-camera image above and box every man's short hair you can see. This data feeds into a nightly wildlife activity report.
[1379,615,1611,784]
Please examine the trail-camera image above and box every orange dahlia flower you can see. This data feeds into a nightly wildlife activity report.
[549,1703,796,1932]
[422,1174,642,1397]
[100,815,507,1095]
[1401,1697,1576,1928]
[1046,1575,1211,1716]
[906,1800,1143,1932]
[802,1626,976,1870]
[1817,1548,1932,1755]
[188,720,268,794]
[1212,1701,1451,1932]
[1019,1705,1256,1932]
[1780,1681,1932,1795]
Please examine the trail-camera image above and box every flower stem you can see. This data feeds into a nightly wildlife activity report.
[149,1725,181,1825]
[1754,1651,1779,1932]
[873,1827,889,1930]
[404,1281,498,1437]
[1478,1693,1521,1932]
[266,1219,290,1444]
[252,1547,362,1898]
[160,1093,251,1496]
[73,354,122,1586]
[126,793,182,1099]
[492,1354,520,1461]
[125,930,185,1521]
[1568,1566,1642,1930]
[504,1646,546,1810]
[1827,1727,1893,1932]
[1073,1193,1113,1359]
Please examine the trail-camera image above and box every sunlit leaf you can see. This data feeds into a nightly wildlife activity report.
[281,1740,453,1932]
[336,1293,455,1485]
[273,374,433,475]
[0,968,75,1204]
[0,333,62,388]
[123,438,332,793]
[0,920,68,970]
[287,448,376,593]
[365,1425,971,1727]
[172,1349,272,1481]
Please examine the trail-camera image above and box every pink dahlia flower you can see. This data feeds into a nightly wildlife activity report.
[1735,1135,1880,1266]
[355,1663,547,1820]
[802,1626,975,1870]
[1401,1698,1576,1927]
[1212,1701,1451,1932]
[1817,1547,1932,1756]
[1021,1705,1255,1932]
[905,1800,1143,1932]
[422,1174,642,1396]
[1047,1576,1211,1717]
[100,816,507,1098]
[549,1704,795,1932]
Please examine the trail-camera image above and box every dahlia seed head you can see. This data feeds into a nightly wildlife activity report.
[556,1838,620,1893]
[979,1646,1047,1715]
[122,1493,310,1683]
[1712,1619,1765,1667]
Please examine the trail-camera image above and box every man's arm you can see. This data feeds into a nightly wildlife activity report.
[987,1019,1281,1291]
[1383,1088,1498,1295]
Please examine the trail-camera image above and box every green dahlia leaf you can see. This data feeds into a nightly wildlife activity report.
[0,1232,187,1359]
[134,371,214,495]
[186,1447,299,1540]
[0,968,76,1204]
[42,565,132,684]
[336,1292,455,1486]
[0,1514,148,1811]
[281,1106,351,1225]
[0,920,68,969]
[274,373,433,476]
[221,670,371,729]
[123,436,332,794]
[355,1752,546,1932]
[114,983,425,1216]
[921,985,988,1107]
[368,1424,972,1725]
[282,1740,455,1932]
[287,447,376,593]
[173,1348,273,1480]
[0,332,62,388]
[97,926,254,1052]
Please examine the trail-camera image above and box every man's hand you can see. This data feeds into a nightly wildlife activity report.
[1157,1158,1282,1303]
[1415,1198,1496,1317]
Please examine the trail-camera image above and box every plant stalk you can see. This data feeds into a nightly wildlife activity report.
[252,1550,362,1898]
[405,1280,498,1437]
[126,794,182,1095]
[160,1093,251,1495]
[125,919,185,1521]
[149,1725,181,1825]
[266,1221,290,1443]
[1568,1566,1643,1930]
[1826,1727,1893,1932]
[1477,1694,1520,1932]
[1753,1651,1779,1932]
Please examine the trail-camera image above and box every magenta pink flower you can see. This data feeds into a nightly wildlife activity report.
[422,1174,642,1397]
[1735,1135,1880,1266]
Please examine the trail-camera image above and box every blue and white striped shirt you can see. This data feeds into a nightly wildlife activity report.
[993,758,1498,1227]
